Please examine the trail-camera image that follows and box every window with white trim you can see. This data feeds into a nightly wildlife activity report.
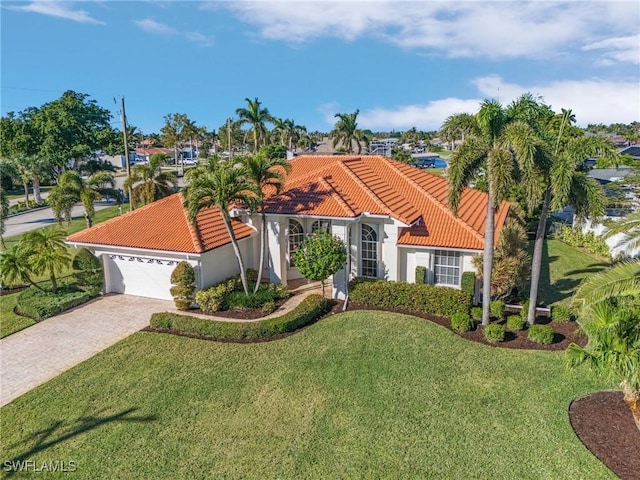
[361,224,378,277]
[311,219,331,234]
[288,219,304,257]
[434,250,461,287]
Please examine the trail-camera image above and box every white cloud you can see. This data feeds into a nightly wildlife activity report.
[133,18,177,35]
[583,34,640,64]
[214,1,639,63]
[8,1,105,25]
[185,31,214,47]
[352,75,640,130]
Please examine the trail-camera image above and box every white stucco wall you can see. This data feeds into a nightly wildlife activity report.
[399,247,478,288]
[199,237,254,289]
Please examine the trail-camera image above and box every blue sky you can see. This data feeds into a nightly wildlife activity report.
[1,1,639,136]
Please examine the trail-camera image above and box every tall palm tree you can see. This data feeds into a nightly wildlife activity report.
[0,244,43,290]
[22,227,70,292]
[124,154,177,208]
[330,110,364,154]
[241,153,291,293]
[526,122,616,324]
[566,301,640,431]
[0,187,8,249]
[182,160,259,295]
[236,98,274,153]
[49,171,119,228]
[440,113,479,150]
[447,97,548,325]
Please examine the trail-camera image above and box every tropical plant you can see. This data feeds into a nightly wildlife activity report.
[0,187,8,248]
[240,152,291,293]
[236,98,274,152]
[123,154,177,208]
[446,95,548,325]
[72,247,103,295]
[183,159,259,295]
[293,231,347,297]
[0,244,43,290]
[566,301,640,431]
[160,113,198,165]
[603,211,640,257]
[49,170,119,228]
[330,110,369,154]
[21,227,71,292]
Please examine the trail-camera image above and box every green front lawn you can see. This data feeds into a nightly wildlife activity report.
[529,239,610,306]
[0,292,35,338]
[0,311,613,479]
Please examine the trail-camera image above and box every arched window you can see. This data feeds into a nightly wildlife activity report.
[361,224,378,277]
[288,219,304,255]
[311,219,331,234]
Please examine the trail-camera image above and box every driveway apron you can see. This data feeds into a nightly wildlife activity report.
[0,295,173,406]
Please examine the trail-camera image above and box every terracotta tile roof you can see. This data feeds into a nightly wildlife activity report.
[66,193,255,254]
[263,155,509,250]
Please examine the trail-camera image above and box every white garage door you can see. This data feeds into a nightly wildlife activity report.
[105,255,176,300]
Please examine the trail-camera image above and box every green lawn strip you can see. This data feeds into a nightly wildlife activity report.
[0,312,614,479]
[5,186,54,202]
[0,292,35,338]
[528,239,610,307]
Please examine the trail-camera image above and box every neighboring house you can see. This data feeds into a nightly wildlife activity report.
[66,155,509,301]
[134,147,174,164]
[619,145,640,160]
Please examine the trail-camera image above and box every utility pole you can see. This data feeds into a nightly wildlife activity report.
[121,97,133,211]
[228,118,232,158]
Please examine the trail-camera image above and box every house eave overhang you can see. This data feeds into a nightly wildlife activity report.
[64,241,204,258]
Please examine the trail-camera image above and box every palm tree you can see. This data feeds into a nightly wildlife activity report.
[440,113,478,150]
[0,187,8,249]
[124,154,177,208]
[49,171,119,228]
[566,301,640,431]
[22,227,70,292]
[241,153,291,293]
[236,98,274,153]
[526,122,616,324]
[446,97,549,325]
[182,160,259,295]
[330,110,365,154]
[0,244,43,290]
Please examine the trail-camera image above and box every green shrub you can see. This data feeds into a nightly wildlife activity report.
[551,304,572,323]
[150,294,331,341]
[450,312,474,332]
[483,324,505,343]
[170,261,196,311]
[461,271,476,298]
[72,248,103,295]
[471,306,483,321]
[348,278,471,318]
[261,300,276,315]
[16,284,95,321]
[195,270,261,312]
[415,266,427,284]
[490,300,505,320]
[520,300,531,320]
[528,325,554,344]
[227,286,277,310]
[268,283,290,301]
[506,315,526,331]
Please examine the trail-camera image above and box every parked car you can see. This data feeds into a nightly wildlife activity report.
[181,159,199,166]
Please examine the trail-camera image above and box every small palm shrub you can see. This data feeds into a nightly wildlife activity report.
[506,315,526,331]
[471,307,483,321]
[490,300,505,320]
[483,324,505,343]
[528,325,554,344]
[551,304,572,323]
[450,312,474,332]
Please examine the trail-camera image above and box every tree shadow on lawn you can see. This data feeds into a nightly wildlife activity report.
[3,407,157,475]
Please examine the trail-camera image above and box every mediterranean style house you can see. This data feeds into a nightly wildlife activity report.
[66,155,509,301]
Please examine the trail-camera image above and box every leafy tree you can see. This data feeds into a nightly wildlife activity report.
[293,231,347,297]
[182,159,259,295]
[49,170,119,228]
[217,118,245,153]
[160,113,198,164]
[391,147,413,164]
[446,96,548,325]
[0,244,43,290]
[236,98,274,152]
[123,154,177,208]
[241,152,291,293]
[22,227,71,292]
[0,187,8,248]
[440,113,478,150]
[330,110,368,154]
[566,301,640,431]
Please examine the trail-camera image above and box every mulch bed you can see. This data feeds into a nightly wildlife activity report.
[188,297,289,320]
[0,285,28,297]
[570,391,640,480]
[346,302,587,350]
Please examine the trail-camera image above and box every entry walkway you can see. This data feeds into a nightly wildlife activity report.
[0,295,174,406]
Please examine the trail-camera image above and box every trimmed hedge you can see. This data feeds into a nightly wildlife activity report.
[16,284,95,321]
[490,300,505,320]
[470,307,483,321]
[528,325,554,344]
[150,294,331,341]
[348,278,471,318]
[461,272,476,299]
[451,312,474,332]
[415,266,427,285]
[506,314,526,331]
[551,304,572,323]
[483,324,505,343]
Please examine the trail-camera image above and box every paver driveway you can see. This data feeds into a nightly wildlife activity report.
[0,294,173,406]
